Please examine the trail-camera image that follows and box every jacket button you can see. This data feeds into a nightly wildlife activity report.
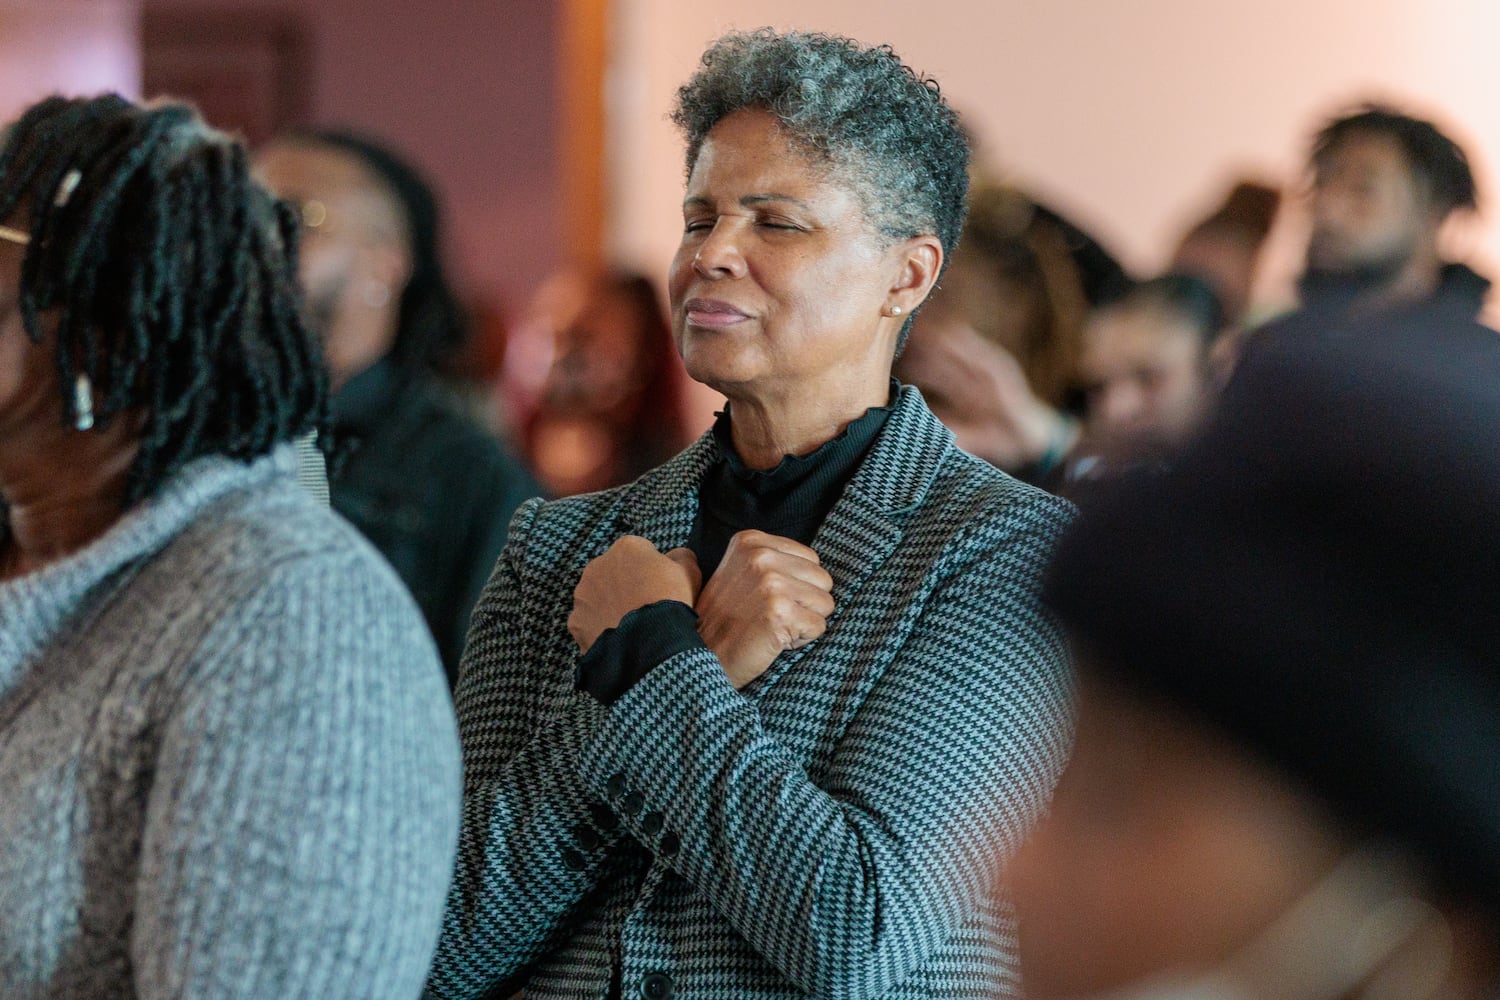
[640,811,664,835]
[562,848,588,872]
[590,802,620,831]
[606,772,628,798]
[641,971,673,998]
[620,791,645,816]
[658,831,681,857]
[573,823,603,850]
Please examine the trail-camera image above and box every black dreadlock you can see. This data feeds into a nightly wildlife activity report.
[0,94,327,503]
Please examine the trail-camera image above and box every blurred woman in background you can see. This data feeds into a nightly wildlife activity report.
[524,270,690,495]
[1061,272,1226,490]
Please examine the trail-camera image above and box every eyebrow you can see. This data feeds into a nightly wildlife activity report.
[683,193,814,212]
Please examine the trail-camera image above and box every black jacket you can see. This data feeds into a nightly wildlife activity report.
[331,359,542,684]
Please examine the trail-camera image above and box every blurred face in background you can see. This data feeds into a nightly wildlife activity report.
[548,281,653,412]
[254,142,409,387]
[1078,303,1212,455]
[1306,132,1438,284]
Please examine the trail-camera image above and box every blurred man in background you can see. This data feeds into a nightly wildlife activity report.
[1291,103,1487,323]
[256,132,540,685]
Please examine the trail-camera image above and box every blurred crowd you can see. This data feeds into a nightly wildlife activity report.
[0,24,1497,1000]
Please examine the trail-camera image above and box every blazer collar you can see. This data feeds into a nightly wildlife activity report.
[836,383,953,516]
[805,384,952,640]
[618,383,951,538]
[616,426,720,548]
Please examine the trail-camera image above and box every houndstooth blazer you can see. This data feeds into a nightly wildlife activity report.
[426,385,1074,1000]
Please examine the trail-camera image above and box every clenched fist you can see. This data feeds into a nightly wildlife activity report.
[569,536,702,653]
[695,530,835,688]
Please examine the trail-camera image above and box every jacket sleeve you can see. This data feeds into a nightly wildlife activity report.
[575,494,1074,999]
[426,498,628,1000]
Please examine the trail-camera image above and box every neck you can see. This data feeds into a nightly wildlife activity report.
[326,307,400,394]
[0,415,142,579]
[1366,251,1443,310]
[1305,242,1446,315]
[725,378,891,470]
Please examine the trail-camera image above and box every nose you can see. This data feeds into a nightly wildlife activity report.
[692,219,747,280]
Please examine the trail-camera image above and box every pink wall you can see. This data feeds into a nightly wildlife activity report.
[0,0,140,121]
[141,0,564,318]
[607,0,1500,320]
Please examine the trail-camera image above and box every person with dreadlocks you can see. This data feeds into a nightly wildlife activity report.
[254,132,541,684]
[0,94,460,997]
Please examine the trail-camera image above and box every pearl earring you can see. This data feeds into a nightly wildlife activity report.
[889,305,903,317]
[74,373,95,431]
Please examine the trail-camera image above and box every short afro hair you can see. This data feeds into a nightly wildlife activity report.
[1312,104,1478,217]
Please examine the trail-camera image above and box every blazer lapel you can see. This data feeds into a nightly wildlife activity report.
[616,430,721,552]
[749,385,954,690]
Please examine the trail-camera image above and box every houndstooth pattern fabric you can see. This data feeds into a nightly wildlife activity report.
[426,385,1074,1000]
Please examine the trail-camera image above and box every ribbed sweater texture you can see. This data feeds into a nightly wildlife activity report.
[0,447,462,998]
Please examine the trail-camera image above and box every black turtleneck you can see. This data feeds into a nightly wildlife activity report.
[575,391,895,706]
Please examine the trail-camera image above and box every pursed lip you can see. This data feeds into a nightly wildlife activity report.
[682,297,752,329]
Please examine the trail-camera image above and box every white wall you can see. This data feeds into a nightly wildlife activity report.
[606,0,1500,317]
[0,0,141,121]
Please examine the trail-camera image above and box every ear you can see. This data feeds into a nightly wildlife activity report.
[884,235,944,317]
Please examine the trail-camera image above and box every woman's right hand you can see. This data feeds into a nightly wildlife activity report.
[695,530,835,689]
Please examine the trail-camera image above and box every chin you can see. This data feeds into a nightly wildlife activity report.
[680,344,765,393]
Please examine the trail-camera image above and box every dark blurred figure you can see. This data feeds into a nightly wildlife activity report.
[1288,104,1486,326]
[896,183,1129,481]
[1171,179,1281,331]
[1011,312,1500,999]
[523,270,689,495]
[1063,274,1223,489]
[255,132,541,684]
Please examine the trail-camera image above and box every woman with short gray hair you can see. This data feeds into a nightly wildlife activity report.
[428,29,1071,1000]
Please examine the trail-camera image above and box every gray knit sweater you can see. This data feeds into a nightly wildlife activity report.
[0,446,462,998]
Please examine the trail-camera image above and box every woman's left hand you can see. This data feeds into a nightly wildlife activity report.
[568,536,702,653]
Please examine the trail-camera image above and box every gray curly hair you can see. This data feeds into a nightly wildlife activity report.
[672,29,970,296]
